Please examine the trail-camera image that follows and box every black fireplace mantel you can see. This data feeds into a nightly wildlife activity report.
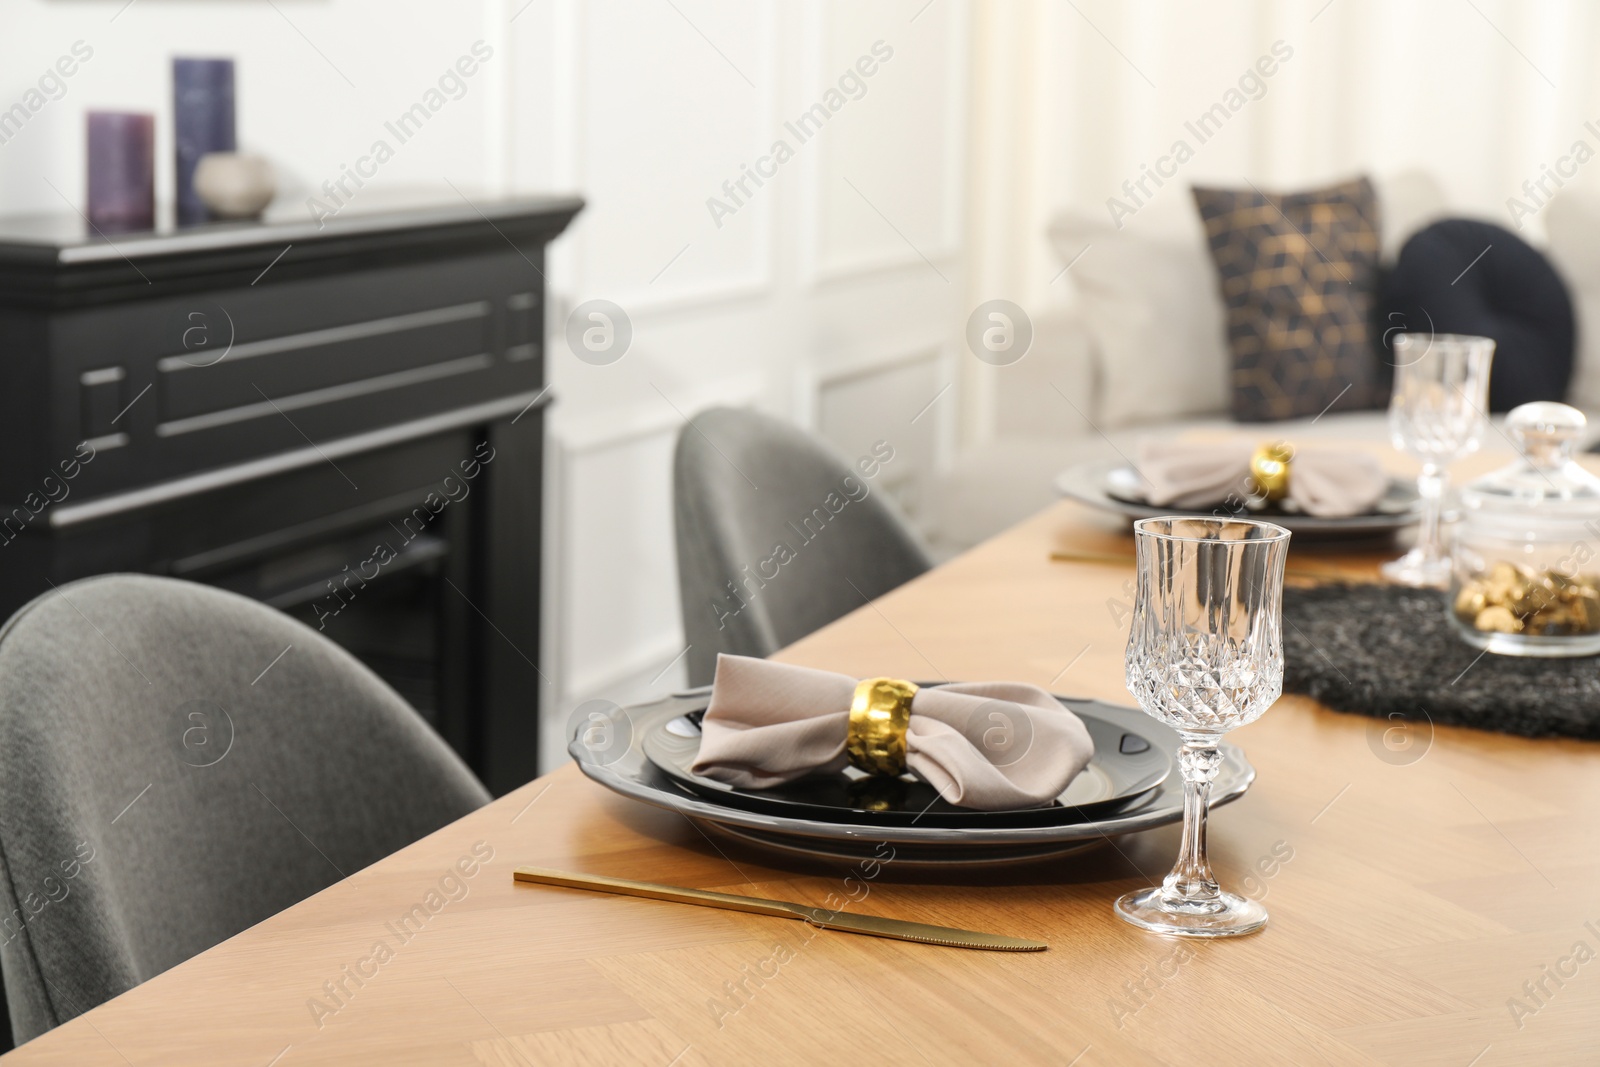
[0,192,582,794]
[0,192,584,304]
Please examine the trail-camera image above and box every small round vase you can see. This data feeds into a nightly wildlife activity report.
[193,153,275,219]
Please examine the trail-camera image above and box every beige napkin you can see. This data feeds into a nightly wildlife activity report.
[690,655,1094,811]
[1134,441,1387,518]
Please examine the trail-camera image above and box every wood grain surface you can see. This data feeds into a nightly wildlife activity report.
[5,452,1598,1066]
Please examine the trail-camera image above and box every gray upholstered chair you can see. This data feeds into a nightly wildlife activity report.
[674,407,932,685]
[0,574,490,1045]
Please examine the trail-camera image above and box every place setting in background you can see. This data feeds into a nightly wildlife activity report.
[1055,442,1420,540]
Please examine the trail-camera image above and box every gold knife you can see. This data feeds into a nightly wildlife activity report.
[513,866,1046,952]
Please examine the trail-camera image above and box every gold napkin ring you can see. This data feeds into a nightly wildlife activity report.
[1248,441,1294,502]
[847,677,918,777]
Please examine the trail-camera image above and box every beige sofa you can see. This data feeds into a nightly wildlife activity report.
[928,174,1600,556]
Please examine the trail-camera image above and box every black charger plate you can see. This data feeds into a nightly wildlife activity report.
[641,696,1173,829]
[570,693,1256,865]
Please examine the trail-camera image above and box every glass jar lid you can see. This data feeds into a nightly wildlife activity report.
[1460,402,1600,515]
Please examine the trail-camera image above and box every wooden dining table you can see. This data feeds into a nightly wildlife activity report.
[6,473,1599,1066]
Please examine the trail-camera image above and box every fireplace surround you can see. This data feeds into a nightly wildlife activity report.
[0,194,582,794]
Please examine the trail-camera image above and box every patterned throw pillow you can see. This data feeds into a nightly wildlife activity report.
[1192,177,1386,422]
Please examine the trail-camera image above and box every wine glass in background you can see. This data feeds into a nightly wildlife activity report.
[1117,516,1291,938]
[1382,333,1496,588]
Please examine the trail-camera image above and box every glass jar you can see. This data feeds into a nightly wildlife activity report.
[1450,402,1600,657]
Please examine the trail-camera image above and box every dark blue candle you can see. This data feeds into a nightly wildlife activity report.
[86,111,154,232]
[173,57,236,224]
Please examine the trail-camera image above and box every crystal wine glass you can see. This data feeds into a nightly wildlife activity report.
[1117,516,1291,938]
[1381,333,1496,588]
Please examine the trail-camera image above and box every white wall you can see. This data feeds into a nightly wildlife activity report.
[0,1,510,212]
[528,0,969,767]
[0,0,970,772]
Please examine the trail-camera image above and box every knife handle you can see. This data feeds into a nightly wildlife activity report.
[514,866,802,920]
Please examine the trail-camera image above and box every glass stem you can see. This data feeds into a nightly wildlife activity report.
[1160,742,1223,910]
[1416,463,1445,562]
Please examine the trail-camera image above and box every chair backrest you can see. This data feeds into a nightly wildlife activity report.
[673,407,932,685]
[0,574,490,1044]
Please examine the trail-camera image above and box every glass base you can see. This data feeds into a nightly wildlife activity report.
[1450,617,1600,658]
[1114,887,1267,938]
[1380,547,1452,589]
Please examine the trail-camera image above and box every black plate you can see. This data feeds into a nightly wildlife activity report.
[570,692,1255,856]
[639,696,1174,829]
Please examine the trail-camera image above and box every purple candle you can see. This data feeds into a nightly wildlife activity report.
[86,111,154,232]
[173,58,236,224]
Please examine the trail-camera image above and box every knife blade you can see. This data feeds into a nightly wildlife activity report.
[513,866,1047,952]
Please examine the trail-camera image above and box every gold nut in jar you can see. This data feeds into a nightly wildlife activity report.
[1562,587,1599,633]
[1474,605,1523,633]
[1454,586,1487,618]
[1569,575,1600,602]
[1457,563,1600,637]
[1531,607,1573,636]
[1511,581,1559,619]
[1484,561,1522,602]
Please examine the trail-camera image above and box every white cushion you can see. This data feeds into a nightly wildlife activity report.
[1374,169,1449,263]
[1046,210,1229,430]
[1543,190,1600,409]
